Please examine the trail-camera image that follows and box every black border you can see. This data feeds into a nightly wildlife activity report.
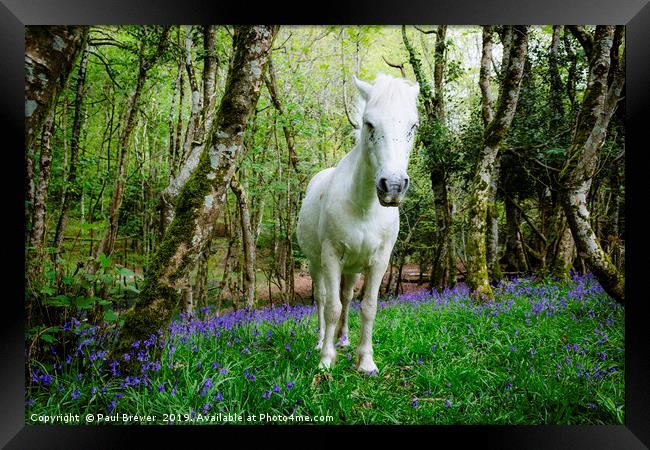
[5,1,649,448]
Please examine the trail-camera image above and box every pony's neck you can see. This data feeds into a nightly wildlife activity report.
[346,142,379,213]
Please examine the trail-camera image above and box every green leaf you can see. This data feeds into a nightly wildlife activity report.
[99,252,111,269]
[40,333,55,343]
[75,296,96,310]
[45,295,71,308]
[102,274,115,285]
[62,276,75,285]
[118,267,135,278]
[39,286,55,296]
[103,309,119,323]
[125,284,140,294]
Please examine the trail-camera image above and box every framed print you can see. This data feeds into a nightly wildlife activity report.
[6,0,649,448]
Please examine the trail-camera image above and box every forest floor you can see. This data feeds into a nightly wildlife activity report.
[26,273,625,425]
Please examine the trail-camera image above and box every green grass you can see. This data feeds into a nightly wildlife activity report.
[26,274,624,425]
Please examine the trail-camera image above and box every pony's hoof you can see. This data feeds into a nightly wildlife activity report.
[318,359,333,370]
[357,358,378,375]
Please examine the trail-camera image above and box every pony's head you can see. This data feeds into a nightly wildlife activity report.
[354,73,420,207]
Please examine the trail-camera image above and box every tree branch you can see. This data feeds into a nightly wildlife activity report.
[566,25,593,59]
[414,25,437,34]
[382,55,406,78]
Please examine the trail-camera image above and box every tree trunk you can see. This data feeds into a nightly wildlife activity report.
[111,25,278,360]
[193,245,210,315]
[402,26,455,290]
[430,164,455,290]
[202,25,219,134]
[503,194,528,272]
[230,177,256,308]
[29,109,55,252]
[485,158,501,280]
[466,26,528,300]
[52,43,90,251]
[160,26,222,313]
[549,25,565,132]
[559,26,625,303]
[181,25,204,159]
[25,26,88,227]
[433,25,447,122]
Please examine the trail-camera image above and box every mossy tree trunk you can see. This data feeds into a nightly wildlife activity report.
[160,25,221,314]
[111,25,278,359]
[485,157,501,281]
[558,25,625,303]
[466,26,528,300]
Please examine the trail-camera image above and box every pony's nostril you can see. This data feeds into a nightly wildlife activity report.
[403,178,410,191]
[379,178,389,193]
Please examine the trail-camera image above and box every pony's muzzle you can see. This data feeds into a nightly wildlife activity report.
[376,174,409,207]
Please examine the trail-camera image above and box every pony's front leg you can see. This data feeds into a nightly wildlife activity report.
[356,258,387,374]
[336,273,359,348]
[318,242,342,370]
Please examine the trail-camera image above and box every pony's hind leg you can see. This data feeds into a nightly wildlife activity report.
[312,267,326,350]
[336,273,359,348]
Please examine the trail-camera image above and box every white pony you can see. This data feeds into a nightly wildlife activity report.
[297,73,420,374]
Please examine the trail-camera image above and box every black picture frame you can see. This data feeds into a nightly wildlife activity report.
[5,0,649,448]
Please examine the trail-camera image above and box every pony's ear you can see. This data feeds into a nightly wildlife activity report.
[353,75,372,101]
